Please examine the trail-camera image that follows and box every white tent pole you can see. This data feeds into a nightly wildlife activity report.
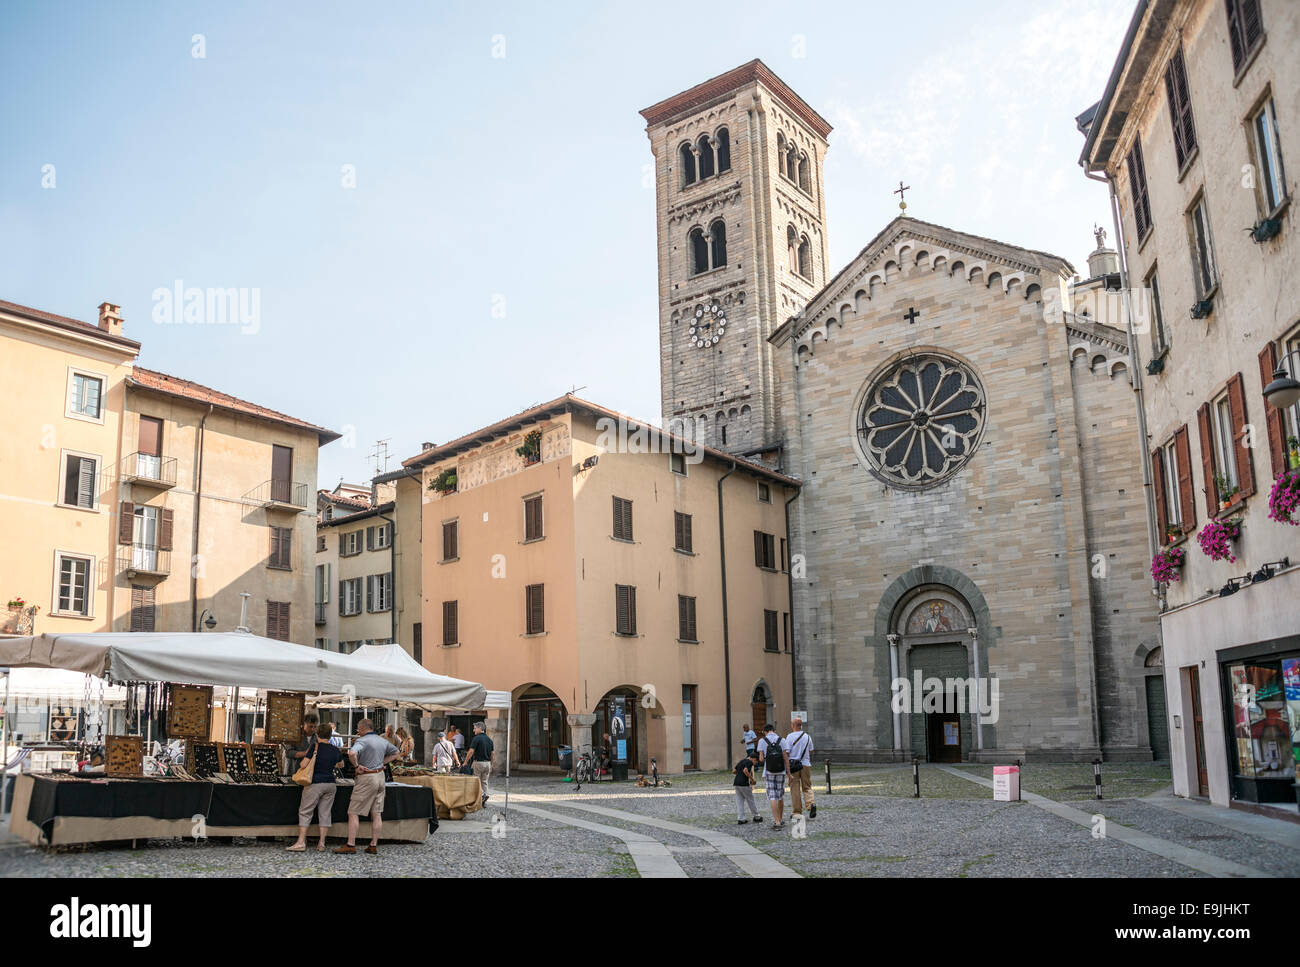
[504,700,511,821]
[1,670,11,820]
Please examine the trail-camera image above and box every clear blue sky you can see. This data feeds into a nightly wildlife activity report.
[0,0,1132,487]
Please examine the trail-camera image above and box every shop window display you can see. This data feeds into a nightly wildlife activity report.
[1229,662,1295,780]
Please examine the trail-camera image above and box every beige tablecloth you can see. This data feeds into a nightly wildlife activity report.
[393,773,481,820]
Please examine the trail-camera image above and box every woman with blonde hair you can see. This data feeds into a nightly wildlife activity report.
[396,727,415,762]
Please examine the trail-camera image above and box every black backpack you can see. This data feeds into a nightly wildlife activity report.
[763,735,785,773]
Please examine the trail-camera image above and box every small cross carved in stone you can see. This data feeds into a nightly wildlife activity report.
[904,307,920,325]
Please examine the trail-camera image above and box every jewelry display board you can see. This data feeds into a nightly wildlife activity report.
[218,743,251,774]
[105,735,145,778]
[192,743,222,778]
[250,744,281,775]
[166,684,214,738]
[264,691,305,744]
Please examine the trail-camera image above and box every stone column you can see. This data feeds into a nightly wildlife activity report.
[968,626,984,752]
[567,712,597,761]
[887,634,902,752]
[420,714,434,767]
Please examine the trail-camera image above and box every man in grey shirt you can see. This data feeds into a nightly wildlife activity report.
[335,718,399,854]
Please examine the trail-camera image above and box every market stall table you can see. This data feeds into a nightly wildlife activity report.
[8,773,436,846]
[392,772,481,820]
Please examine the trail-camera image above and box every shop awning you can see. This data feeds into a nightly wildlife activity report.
[0,667,126,704]
[0,633,486,712]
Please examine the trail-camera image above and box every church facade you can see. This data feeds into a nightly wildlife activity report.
[644,61,1160,762]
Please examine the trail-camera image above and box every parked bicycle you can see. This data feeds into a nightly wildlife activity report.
[572,750,596,790]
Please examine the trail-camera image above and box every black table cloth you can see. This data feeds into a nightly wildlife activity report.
[25,776,435,840]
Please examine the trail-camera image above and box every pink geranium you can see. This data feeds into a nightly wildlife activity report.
[1197,518,1240,563]
[1269,469,1300,525]
[1150,547,1184,583]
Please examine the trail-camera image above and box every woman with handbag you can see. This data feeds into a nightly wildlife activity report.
[287,724,345,851]
[433,730,459,773]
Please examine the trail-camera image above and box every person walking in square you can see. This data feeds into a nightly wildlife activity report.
[433,729,460,773]
[756,723,790,830]
[287,723,345,852]
[461,721,494,805]
[335,718,398,855]
[732,749,763,825]
[741,723,757,756]
[786,716,816,820]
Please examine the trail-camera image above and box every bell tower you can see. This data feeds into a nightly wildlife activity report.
[641,59,831,457]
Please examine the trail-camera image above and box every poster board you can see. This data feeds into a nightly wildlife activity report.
[166,684,214,738]
[106,734,145,778]
[192,742,222,778]
[218,743,251,774]
[265,691,305,744]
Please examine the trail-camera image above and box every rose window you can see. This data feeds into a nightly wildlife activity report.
[856,353,986,489]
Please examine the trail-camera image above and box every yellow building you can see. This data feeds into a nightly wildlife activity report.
[403,395,797,774]
[0,299,338,651]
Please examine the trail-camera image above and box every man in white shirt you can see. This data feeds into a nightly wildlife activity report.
[786,717,816,820]
[741,724,757,755]
[756,723,791,830]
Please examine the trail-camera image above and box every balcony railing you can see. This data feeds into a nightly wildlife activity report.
[120,452,177,489]
[315,603,327,624]
[245,479,309,510]
[117,543,171,577]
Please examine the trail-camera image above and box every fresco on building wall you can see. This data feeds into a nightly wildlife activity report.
[906,600,964,635]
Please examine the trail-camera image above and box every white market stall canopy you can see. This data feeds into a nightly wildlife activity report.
[0,633,486,712]
[0,668,126,704]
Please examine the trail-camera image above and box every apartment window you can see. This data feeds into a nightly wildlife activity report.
[1187,195,1218,299]
[1153,429,1196,543]
[60,452,98,509]
[314,563,330,605]
[339,531,362,557]
[757,481,771,503]
[266,601,291,641]
[612,496,634,542]
[763,609,779,652]
[678,595,697,642]
[339,577,363,616]
[780,538,788,573]
[366,523,391,551]
[316,535,326,552]
[442,519,458,561]
[670,452,686,476]
[53,552,92,616]
[1147,268,1168,355]
[367,573,393,613]
[524,494,544,542]
[67,370,104,421]
[1226,0,1264,73]
[1212,390,1239,493]
[129,584,155,632]
[442,600,458,646]
[525,584,545,635]
[674,511,693,553]
[314,638,328,650]
[1250,96,1287,214]
[1164,45,1198,170]
[783,612,791,653]
[268,525,293,570]
[1283,329,1300,444]
[753,530,776,569]
[1162,439,1182,529]
[615,585,637,636]
[1126,140,1153,240]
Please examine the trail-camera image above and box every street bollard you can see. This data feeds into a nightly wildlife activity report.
[825,758,832,795]
[1015,758,1022,801]
[912,756,920,798]
[1093,758,1103,800]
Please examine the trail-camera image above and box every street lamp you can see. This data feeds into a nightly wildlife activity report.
[196,609,217,632]
[1263,349,1300,410]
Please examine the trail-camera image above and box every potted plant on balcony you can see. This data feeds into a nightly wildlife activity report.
[516,430,542,466]
[1214,472,1239,512]
[428,468,458,495]
[1164,523,1184,543]
[1288,436,1300,471]
[1150,546,1185,584]
[1268,467,1300,525]
[1197,517,1242,564]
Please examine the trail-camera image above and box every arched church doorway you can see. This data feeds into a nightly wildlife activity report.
[1143,647,1170,762]
[894,588,978,763]
[751,681,772,733]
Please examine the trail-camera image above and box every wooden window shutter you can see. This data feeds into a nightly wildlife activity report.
[683,513,692,552]
[1151,448,1168,539]
[1258,343,1288,477]
[674,512,684,550]
[119,501,134,545]
[131,585,144,631]
[338,580,345,614]
[338,533,345,555]
[366,526,374,551]
[77,457,96,508]
[616,586,628,633]
[1126,143,1151,238]
[1196,402,1218,515]
[1174,425,1196,530]
[1164,47,1197,167]
[628,586,636,635]
[443,601,457,645]
[156,509,173,551]
[754,530,764,567]
[527,584,544,634]
[1226,372,1255,498]
[678,595,687,639]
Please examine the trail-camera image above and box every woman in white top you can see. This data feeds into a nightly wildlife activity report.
[434,731,460,773]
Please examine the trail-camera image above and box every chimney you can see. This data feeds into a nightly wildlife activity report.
[98,302,123,336]
[421,442,436,451]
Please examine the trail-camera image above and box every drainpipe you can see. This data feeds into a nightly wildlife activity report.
[717,459,737,760]
[190,404,214,632]
[783,486,800,709]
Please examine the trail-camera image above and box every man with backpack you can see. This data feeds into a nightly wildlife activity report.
[786,716,816,820]
[756,723,790,830]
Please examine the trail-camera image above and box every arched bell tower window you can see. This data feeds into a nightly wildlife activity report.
[787,224,798,274]
[787,144,800,182]
[776,133,787,177]
[709,219,727,269]
[697,134,715,179]
[715,127,731,173]
[797,235,812,279]
[688,227,709,276]
[798,153,811,192]
[679,142,697,188]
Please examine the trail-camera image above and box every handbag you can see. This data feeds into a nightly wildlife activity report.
[788,734,811,774]
[292,739,317,787]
